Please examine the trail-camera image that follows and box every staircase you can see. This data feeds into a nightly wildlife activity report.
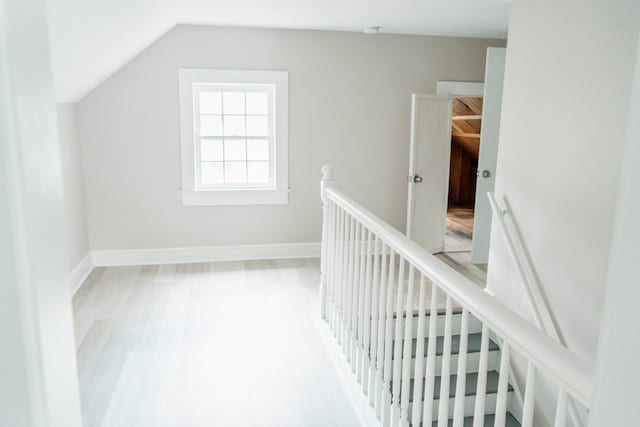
[318,165,593,427]
[388,311,521,426]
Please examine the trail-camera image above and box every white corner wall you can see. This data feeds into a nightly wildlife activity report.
[589,28,640,426]
[76,25,504,251]
[488,0,640,365]
[0,0,83,424]
[56,103,90,273]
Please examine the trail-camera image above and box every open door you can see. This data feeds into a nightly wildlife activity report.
[406,49,505,258]
[471,47,506,264]
[406,94,452,253]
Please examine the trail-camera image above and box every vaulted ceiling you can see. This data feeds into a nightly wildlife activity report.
[46,0,511,103]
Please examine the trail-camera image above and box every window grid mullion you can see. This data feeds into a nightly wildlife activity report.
[269,88,275,186]
[220,93,226,183]
[244,92,248,183]
[194,89,202,188]
[199,113,267,117]
[201,136,268,140]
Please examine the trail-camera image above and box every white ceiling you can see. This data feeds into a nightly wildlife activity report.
[47,0,511,102]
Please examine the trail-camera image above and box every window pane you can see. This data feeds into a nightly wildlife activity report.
[247,139,269,161]
[246,115,269,136]
[225,162,247,184]
[201,139,223,161]
[247,161,270,184]
[200,115,223,136]
[223,92,245,114]
[201,162,224,184]
[246,92,268,115]
[223,116,245,136]
[224,139,246,161]
[199,91,222,114]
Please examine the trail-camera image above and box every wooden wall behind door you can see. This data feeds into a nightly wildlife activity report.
[448,140,478,206]
[448,96,482,207]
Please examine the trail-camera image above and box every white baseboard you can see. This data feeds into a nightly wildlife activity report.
[69,252,94,296]
[91,242,321,267]
[313,316,380,427]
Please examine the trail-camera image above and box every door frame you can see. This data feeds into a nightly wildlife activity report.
[434,81,485,253]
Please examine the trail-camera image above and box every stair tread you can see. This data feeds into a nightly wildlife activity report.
[393,308,466,318]
[423,412,520,427]
[394,370,513,402]
[393,334,500,359]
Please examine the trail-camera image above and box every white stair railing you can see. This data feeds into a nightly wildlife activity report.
[319,165,593,427]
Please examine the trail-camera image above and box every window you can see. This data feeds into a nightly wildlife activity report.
[178,69,288,206]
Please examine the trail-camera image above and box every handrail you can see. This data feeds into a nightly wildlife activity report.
[487,192,560,340]
[325,185,594,408]
[487,191,585,425]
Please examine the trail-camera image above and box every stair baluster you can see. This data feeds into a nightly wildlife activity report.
[452,308,470,427]
[319,166,593,427]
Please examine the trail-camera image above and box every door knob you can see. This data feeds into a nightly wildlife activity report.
[480,170,491,178]
[413,174,423,183]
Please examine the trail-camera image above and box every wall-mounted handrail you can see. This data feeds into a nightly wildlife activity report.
[487,191,585,426]
[487,193,558,339]
[324,183,593,407]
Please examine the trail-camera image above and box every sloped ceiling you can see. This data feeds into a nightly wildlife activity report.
[47,0,510,102]
[451,97,483,159]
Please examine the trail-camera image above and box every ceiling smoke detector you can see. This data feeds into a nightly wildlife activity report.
[363,26,382,34]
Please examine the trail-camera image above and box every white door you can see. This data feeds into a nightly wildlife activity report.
[471,47,507,264]
[406,94,452,253]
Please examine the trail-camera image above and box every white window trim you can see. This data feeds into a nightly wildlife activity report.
[178,68,289,206]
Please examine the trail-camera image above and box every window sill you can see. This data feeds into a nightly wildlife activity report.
[180,188,289,206]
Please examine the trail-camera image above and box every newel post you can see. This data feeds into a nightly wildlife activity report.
[320,164,334,320]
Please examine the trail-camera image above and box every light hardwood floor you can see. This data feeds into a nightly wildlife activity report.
[72,258,361,427]
[436,252,487,287]
[444,206,474,252]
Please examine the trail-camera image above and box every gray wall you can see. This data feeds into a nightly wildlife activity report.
[488,0,640,366]
[56,103,90,271]
[77,25,504,250]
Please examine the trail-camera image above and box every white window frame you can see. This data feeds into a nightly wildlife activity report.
[178,69,289,206]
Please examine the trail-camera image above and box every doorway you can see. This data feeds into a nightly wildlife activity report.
[405,48,506,265]
[444,96,483,252]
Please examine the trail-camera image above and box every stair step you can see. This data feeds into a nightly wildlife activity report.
[388,335,501,376]
[408,348,500,377]
[397,371,515,421]
[403,370,512,402]
[422,412,520,427]
[406,388,515,421]
[394,334,500,359]
[391,313,484,338]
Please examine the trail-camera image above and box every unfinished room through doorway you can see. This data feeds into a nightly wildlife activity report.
[445,96,483,252]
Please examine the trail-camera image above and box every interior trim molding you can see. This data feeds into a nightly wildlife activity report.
[91,242,321,267]
[69,252,94,296]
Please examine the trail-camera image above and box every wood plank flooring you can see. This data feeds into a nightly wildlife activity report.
[72,259,361,427]
[445,205,474,252]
